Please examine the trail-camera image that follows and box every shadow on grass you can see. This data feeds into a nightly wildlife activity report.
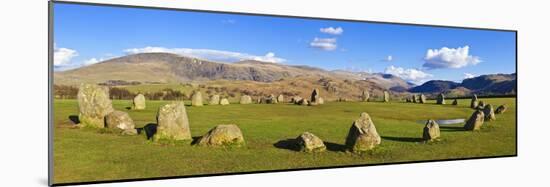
[440,126,466,132]
[136,123,157,140]
[68,115,80,124]
[381,136,424,143]
[191,136,202,145]
[273,139,300,152]
[125,107,131,110]
[324,141,347,152]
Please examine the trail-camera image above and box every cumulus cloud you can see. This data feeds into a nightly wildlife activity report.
[385,65,433,84]
[124,46,286,63]
[309,37,337,51]
[383,55,393,62]
[83,58,105,66]
[54,47,78,66]
[463,73,476,79]
[423,46,481,69]
[320,27,343,35]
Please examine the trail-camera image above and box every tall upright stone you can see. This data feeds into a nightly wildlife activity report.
[240,95,252,104]
[383,91,390,102]
[361,90,370,102]
[470,94,479,109]
[436,93,446,104]
[155,102,192,141]
[310,88,321,105]
[423,119,440,141]
[191,91,203,106]
[277,94,284,103]
[483,104,496,121]
[133,94,146,110]
[77,83,114,128]
[419,94,427,103]
[345,112,381,152]
[412,94,418,103]
[209,95,220,105]
[220,98,230,105]
[464,110,485,131]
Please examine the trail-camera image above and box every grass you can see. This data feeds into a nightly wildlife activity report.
[53,97,516,184]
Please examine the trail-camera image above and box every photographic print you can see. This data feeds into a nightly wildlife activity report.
[50,1,517,185]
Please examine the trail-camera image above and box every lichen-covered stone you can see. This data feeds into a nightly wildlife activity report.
[361,90,370,102]
[191,91,203,106]
[240,95,252,104]
[483,104,496,121]
[154,102,192,141]
[423,119,440,141]
[133,94,146,110]
[296,132,326,153]
[77,83,114,128]
[419,94,426,103]
[196,124,245,146]
[464,110,485,131]
[209,95,220,105]
[383,91,390,102]
[310,88,321,105]
[277,94,284,103]
[470,94,479,109]
[220,98,230,105]
[495,104,508,114]
[436,93,445,104]
[345,112,381,152]
[105,110,137,135]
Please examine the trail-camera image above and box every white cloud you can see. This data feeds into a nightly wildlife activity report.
[383,55,393,62]
[423,46,481,69]
[320,27,343,35]
[463,73,476,79]
[309,37,337,51]
[83,58,105,66]
[384,65,433,84]
[54,47,78,66]
[124,46,286,63]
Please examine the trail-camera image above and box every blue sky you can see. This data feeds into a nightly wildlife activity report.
[53,3,516,84]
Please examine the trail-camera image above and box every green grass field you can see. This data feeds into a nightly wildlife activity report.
[53,98,516,184]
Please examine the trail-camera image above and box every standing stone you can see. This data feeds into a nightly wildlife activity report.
[209,95,220,105]
[345,112,381,152]
[267,94,278,104]
[196,124,245,146]
[297,98,309,106]
[292,96,303,104]
[191,91,203,106]
[412,94,418,103]
[406,98,411,103]
[240,95,252,104]
[155,102,192,141]
[464,110,485,130]
[452,99,458,105]
[383,91,390,102]
[132,94,146,110]
[495,104,508,114]
[220,98,230,105]
[310,89,321,105]
[361,90,370,102]
[423,119,440,141]
[470,94,479,109]
[436,93,445,104]
[477,100,486,110]
[296,132,326,153]
[419,94,427,103]
[77,84,114,128]
[277,94,284,103]
[483,104,496,121]
[318,97,324,104]
[105,110,137,135]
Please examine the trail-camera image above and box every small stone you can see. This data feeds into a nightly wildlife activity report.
[296,132,326,153]
[209,95,220,105]
[196,124,245,146]
[483,104,496,121]
[436,93,445,104]
[133,94,146,110]
[452,99,458,105]
[191,91,203,106]
[423,119,440,141]
[240,95,252,104]
[220,98,230,105]
[105,110,137,135]
[495,104,508,114]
